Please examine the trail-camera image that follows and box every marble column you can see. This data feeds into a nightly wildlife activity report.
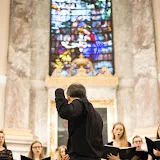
[112,0,135,138]
[152,0,160,84]
[4,0,34,159]
[5,0,32,129]
[132,0,160,128]
[29,0,50,146]
[0,0,10,129]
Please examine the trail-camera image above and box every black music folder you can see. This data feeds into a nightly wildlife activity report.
[135,150,148,160]
[145,137,160,158]
[21,155,50,160]
[102,145,136,159]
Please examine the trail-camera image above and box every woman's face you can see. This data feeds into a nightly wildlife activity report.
[60,147,66,157]
[32,142,42,156]
[113,124,124,139]
[0,133,5,146]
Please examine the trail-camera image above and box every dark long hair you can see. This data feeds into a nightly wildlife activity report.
[0,131,7,149]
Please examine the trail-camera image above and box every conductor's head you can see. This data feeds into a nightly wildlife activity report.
[66,83,86,99]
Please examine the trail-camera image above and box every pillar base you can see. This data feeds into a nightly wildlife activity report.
[3,128,34,160]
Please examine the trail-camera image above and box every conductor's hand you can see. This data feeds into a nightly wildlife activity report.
[107,153,120,160]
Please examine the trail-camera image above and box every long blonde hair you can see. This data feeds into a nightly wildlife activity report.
[28,141,44,159]
[156,124,160,139]
[58,145,67,159]
[112,122,129,147]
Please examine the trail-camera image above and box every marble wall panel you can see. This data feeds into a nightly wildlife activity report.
[5,0,33,129]
[132,0,160,127]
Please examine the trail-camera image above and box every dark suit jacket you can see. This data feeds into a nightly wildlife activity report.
[55,89,103,159]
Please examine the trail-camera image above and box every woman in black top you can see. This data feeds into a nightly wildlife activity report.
[107,122,132,160]
[0,131,13,160]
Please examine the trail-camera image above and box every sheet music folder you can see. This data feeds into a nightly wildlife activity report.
[102,145,136,159]
[21,155,50,160]
[145,137,160,158]
[135,150,148,160]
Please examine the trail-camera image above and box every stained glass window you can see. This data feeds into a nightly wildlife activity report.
[50,0,114,76]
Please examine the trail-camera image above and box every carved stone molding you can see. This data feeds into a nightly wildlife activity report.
[90,98,115,107]
[46,53,118,87]
[45,74,118,88]
[3,128,33,141]
[50,99,115,106]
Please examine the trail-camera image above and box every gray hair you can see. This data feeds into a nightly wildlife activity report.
[67,83,86,98]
